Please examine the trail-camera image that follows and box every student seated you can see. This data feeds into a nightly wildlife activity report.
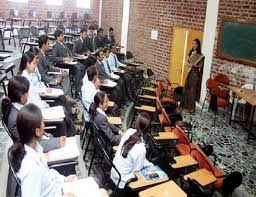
[73,28,89,56]
[2,76,65,152]
[52,29,85,98]
[12,103,77,196]
[84,25,95,53]
[103,27,116,46]
[93,28,104,51]
[19,51,77,137]
[89,91,124,146]
[111,112,154,189]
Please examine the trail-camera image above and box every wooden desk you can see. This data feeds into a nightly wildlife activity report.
[108,101,114,107]
[129,171,169,191]
[142,87,156,92]
[184,168,217,187]
[135,105,156,113]
[139,181,187,197]
[228,86,256,140]
[107,117,122,125]
[171,155,198,169]
[138,95,156,100]
[153,132,178,141]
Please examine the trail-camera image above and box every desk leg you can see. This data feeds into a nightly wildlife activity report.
[248,105,255,142]
[229,92,235,125]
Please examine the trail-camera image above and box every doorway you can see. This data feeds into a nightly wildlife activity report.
[169,27,203,86]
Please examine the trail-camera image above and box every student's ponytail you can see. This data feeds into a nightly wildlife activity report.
[1,96,12,125]
[11,141,26,172]
[89,102,97,118]
[121,112,151,158]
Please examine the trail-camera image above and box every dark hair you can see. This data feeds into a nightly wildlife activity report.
[12,103,42,172]
[95,48,103,58]
[80,28,87,34]
[54,29,63,40]
[89,91,106,118]
[87,66,98,81]
[188,38,201,56]
[103,47,109,54]
[109,43,116,50]
[85,55,97,68]
[121,112,150,158]
[38,35,49,48]
[97,28,103,35]
[109,27,114,32]
[89,25,94,30]
[29,46,39,56]
[1,76,30,124]
[19,51,35,73]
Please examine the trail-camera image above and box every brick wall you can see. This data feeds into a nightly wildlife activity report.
[211,0,256,86]
[100,0,123,44]
[0,0,99,23]
[127,0,207,79]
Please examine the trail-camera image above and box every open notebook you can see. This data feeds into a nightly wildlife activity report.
[41,106,65,121]
[40,88,64,97]
[141,165,168,181]
[62,177,102,197]
[47,137,80,163]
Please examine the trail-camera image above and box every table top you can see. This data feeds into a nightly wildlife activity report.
[135,105,156,113]
[138,94,156,100]
[229,86,256,106]
[129,171,169,191]
[142,87,156,92]
[184,168,217,186]
[100,188,109,197]
[139,181,187,197]
[107,116,122,125]
[153,132,178,141]
[171,155,198,169]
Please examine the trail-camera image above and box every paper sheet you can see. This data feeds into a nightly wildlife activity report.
[41,106,65,120]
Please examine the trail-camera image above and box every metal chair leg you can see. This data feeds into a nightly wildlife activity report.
[200,96,207,115]
[83,133,92,160]
[88,148,96,176]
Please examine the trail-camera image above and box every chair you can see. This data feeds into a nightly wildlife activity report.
[187,178,212,197]
[8,147,21,197]
[0,74,8,96]
[29,26,39,41]
[221,171,242,197]
[201,78,230,126]
[3,119,19,142]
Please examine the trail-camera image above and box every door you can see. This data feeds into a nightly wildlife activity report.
[169,27,203,86]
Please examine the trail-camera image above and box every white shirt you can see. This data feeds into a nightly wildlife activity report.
[102,58,120,80]
[108,52,126,72]
[21,69,48,109]
[111,128,153,188]
[97,107,107,117]
[17,142,64,197]
[81,80,99,121]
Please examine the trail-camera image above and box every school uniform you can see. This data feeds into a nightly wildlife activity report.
[111,128,153,188]
[93,35,104,51]
[73,37,87,55]
[84,36,94,52]
[17,142,64,197]
[103,34,116,46]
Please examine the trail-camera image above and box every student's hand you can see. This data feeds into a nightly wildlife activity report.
[56,75,64,84]
[59,136,66,147]
[46,88,52,93]
[118,130,124,136]
[64,175,77,182]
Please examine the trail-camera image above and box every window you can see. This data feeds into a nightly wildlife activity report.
[8,0,28,3]
[46,0,62,6]
[77,0,90,9]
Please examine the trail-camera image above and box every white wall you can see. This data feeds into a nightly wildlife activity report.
[120,0,130,54]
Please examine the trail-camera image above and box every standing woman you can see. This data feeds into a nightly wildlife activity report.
[182,39,204,114]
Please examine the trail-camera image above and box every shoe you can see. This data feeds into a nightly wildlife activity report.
[65,95,77,106]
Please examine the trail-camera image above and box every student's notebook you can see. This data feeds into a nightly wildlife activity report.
[40,88,64,97]
[62,177,102,197]
[47,137,80,163]
[41,106,65,121]
[141,165,168,181]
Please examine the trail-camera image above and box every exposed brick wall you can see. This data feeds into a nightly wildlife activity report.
[0,0,99,24]
[212,0,256,86]
[100,0,123,44]
[127,0,207,80]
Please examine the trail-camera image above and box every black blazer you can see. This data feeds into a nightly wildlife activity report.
[93,35,104,51]
[52,42,73,64]
[85,36,94,52]
[93,111,121,146]
[96,61,108,80]
[73,38,87,55]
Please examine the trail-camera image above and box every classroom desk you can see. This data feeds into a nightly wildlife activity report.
[229,86,256,140]
[139,181,187,197]
[184,168,217,187]
[138,94,156,100]
[135,105,156,113]
[107,117,122,125]
[129,171,169,191]
[21,41,38,53]
[142,87,156,92]
[171,155,198,169]
[0,52,12,60]
[153,132,179,141]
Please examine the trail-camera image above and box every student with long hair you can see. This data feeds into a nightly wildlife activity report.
[89,91,124,145]
[1,76,65,152]
[11,104,76,196]
[111,112,153,189]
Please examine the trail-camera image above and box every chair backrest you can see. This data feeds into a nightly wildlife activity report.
[214,74,229,86]
[190,148,214,173]
[95,137,121,190]
[173,86,184,102]
[8,147,22,196]
[174,125,191,145]
[159,108,172,126]
[30,26,39,37]
[156,97,163,112]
